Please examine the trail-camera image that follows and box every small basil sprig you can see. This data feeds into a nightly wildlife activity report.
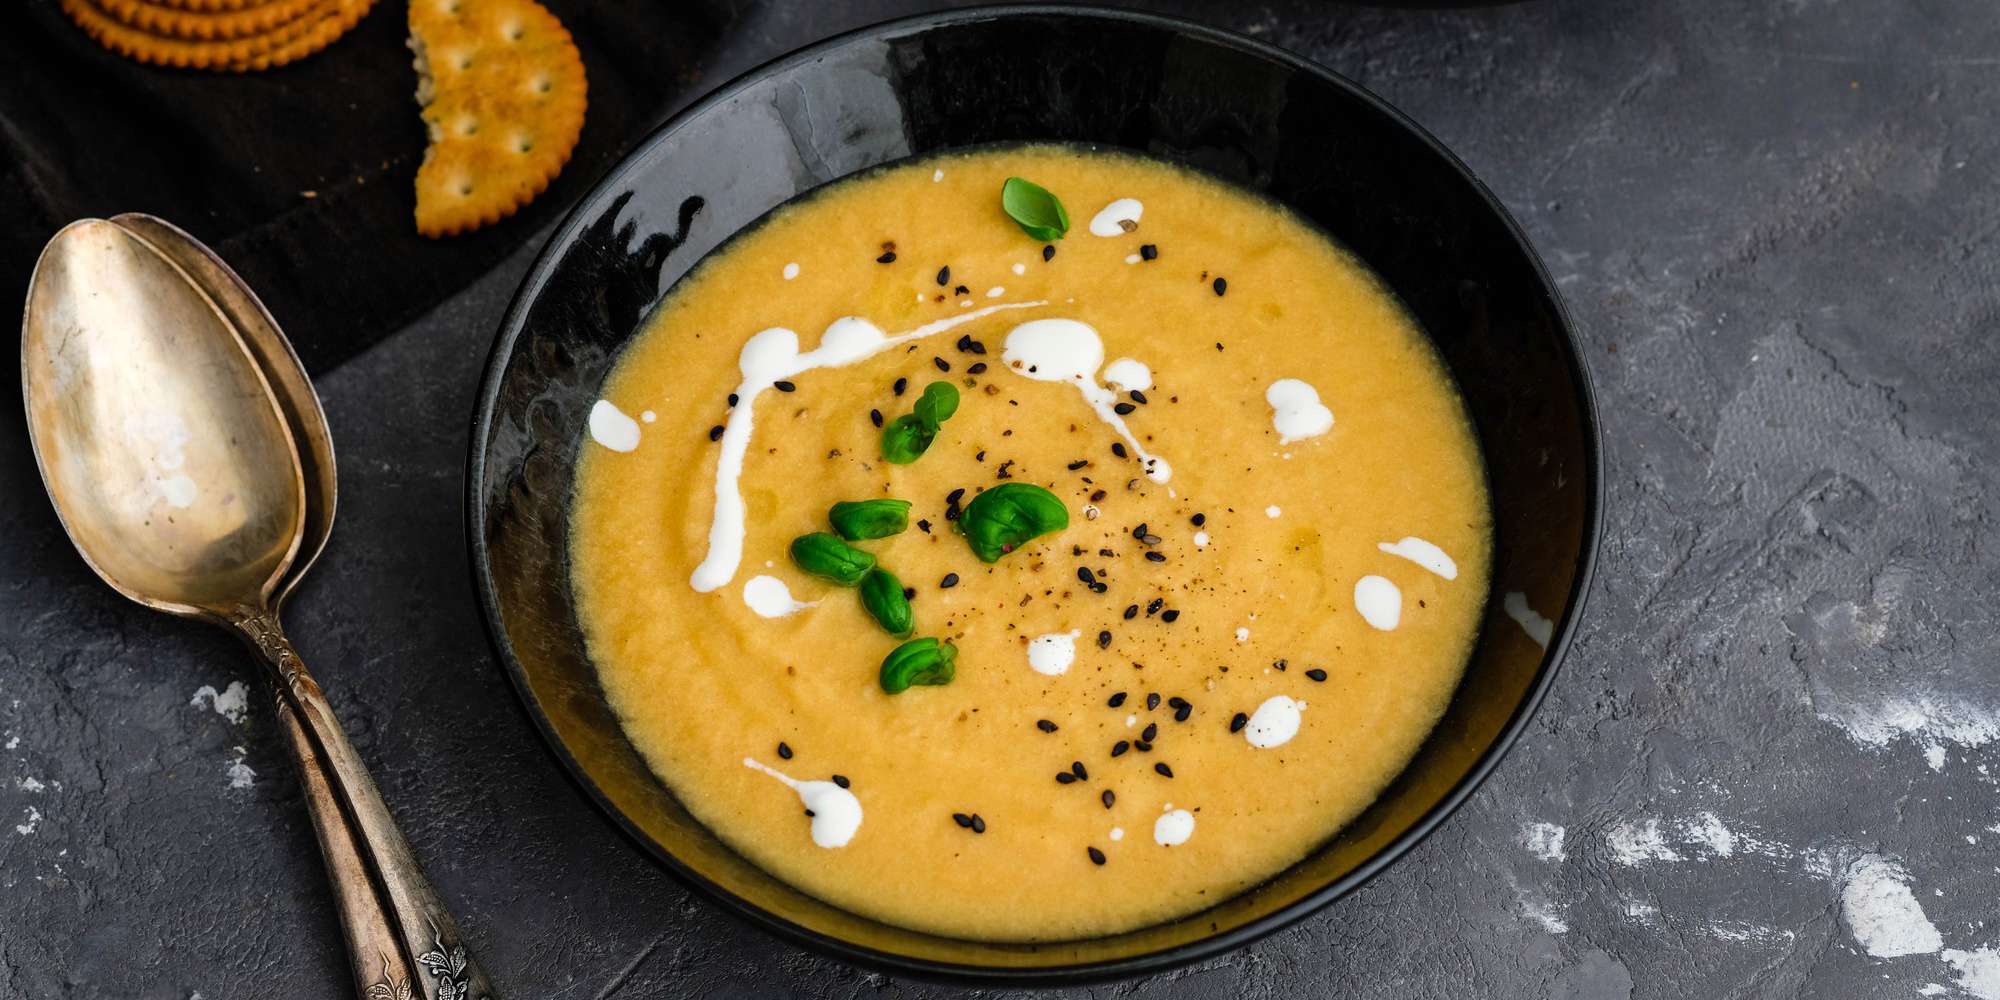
[958,483,1069,562]
[879,637,957,694]
[789,532,875,586]
[829,499,911,540]
[881,381,960,464]
[858,568,914,638]
[1001,177,1069,241]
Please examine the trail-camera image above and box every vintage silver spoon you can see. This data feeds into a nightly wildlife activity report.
[21,218,495,1000]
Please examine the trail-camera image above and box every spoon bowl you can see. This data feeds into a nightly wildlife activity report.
[22,219,302,616]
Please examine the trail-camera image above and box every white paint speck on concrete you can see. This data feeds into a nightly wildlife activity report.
[1841,854,1942,957]
[191,681,251,725]
[1522,822,1567,861]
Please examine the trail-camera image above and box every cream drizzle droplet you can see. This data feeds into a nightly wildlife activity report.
[1244,695,1305,748]
[588,399,641,452]
[1001,318,1171,482]
[1504,591,1553,649]
[1265,378,1334,444]
[1154,807,1196,846]
[1027,630,1081,676]
[1378,537,1457,580]
[742,575,816,618]
[1089,198,1143,236]
[743,758,862,848]
[1355,575,1402,630]
[1101,358,1152,392]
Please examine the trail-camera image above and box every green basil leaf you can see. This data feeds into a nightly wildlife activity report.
[958,482,1070,562]
[912,380,959,429]
[880,413,935,464]
[879,637,957,694]
[858,568,915,638]
[1001,177,1070,241]
[788,531,875,586]
[829,499,912,540]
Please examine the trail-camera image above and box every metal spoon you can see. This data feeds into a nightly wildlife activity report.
[21,219,495,1000]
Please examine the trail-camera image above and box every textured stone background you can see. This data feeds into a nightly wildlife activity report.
[5,1,1999,997]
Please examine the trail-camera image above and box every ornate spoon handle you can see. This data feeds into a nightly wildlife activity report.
[230,607,496,1000]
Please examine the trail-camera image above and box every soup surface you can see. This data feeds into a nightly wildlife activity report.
[570,146,1490,941]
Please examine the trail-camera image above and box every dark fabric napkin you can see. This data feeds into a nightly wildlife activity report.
[1,0,735,372]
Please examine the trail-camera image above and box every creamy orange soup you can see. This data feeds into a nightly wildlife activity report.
[570,146,1490,941]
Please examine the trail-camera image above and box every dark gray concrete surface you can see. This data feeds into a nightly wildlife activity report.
[6,1,2000,997]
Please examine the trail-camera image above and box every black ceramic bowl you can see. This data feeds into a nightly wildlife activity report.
[468,5,1598,984]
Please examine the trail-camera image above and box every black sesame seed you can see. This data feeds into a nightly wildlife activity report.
[968,362,988,374]
[917,518,932,533]
[1145,693,1161,711]
[1067,460,1090,471]
[1111,740,1130,757]
[953,812,973,828]
[1147,598,1164,616]
[975,450,987,462]
[1111,443,1129,459]
[1097,630,1112,649]
[940,572,960,589]
[955,334,973,352]
[877,251,897,263]
[1042,244,1056,261]
[1174,705,1192,722]
[1145,551,1167,563]
[1037,719,1058,733]
[934,356,951,372]
[1071,761,1089,780]
[1134,740,1152,752]
[1123,604,1139,620]
[893,377,908,396]
[1132,523,1149,540]
[727,393,740,407]
[1077,567,1096,585]
[1154,763,1174,778]
[1167,697,1188,710]
[953,284,970,296]
[968,340,988,355]
[1212,277,1227,296]
[1306,668,1329,682]
[936,266,951,286]
[777,741,794,759]
[1140,244,1158,261]
[1108,692,1128,708]
[971,814,986,833]
[903,587,916,600]
[1056,772,1077,785]
[1161,609,1181,623]
[708,425,724,441]
[773,380,797,393]
[1114,402,1137,415]
[947,488,966,505]
[870,408,884,428]
[1274,659,1288,671]
[1230,712,1248,733]
[832,774,850,788]
[1101,789,1116,809]
[1141,722,1158,742]
[1090,489,1108,502]
[1130,390,1148,404]
[1088,847,1106,866]
[1191,513,1206,526]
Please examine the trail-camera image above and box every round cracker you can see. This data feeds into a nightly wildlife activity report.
[408,0,587,237]
[61,0,371,71]
[96,0,319,40]
[224,0,374,71]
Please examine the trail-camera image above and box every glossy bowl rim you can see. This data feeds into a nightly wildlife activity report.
[466,3,1603,985]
